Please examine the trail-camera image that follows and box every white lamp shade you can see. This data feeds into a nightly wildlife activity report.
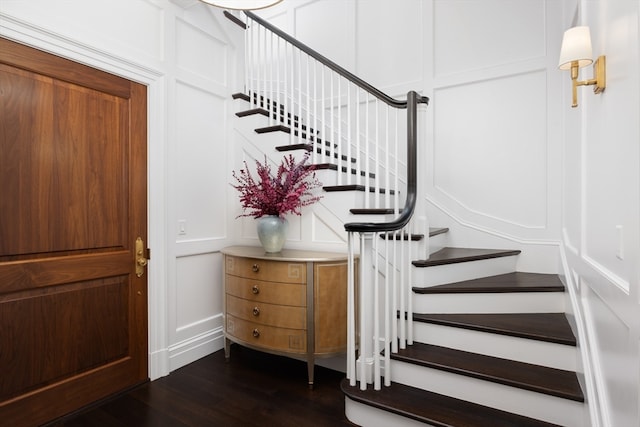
[199,0,282,10]
[558,26,594,70]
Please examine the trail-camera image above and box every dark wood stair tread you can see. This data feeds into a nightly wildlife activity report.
[275,142,356,163]
[312,163,375,178]
[412,247,521,267]
[413,313,576,346]
[323,184,396,195]
[392,343,583,402]
[381,232,424,241]
[255,125,317,138]
[414,272,565,294]
[349,208,403,215]
[341,378,561,427]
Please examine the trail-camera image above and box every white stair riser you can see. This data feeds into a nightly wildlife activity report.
[413,292,565,314]
[345,397,434,427]
[321,190,400,219]
[412,256,517,286]
[412,321,577,371]
[391,361,583,427]
[427,232,447,255]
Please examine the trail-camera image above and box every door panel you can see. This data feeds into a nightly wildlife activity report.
[0,38,148,426]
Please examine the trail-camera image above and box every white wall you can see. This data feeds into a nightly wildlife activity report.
[560,0,640,426]
[0,0,244,377]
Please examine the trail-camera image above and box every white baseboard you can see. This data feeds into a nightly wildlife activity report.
[168,327,225,372]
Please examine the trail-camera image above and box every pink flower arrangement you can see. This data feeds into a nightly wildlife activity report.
[232,153,323,219]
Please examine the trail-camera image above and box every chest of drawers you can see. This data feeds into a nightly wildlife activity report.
[221,246,350,387]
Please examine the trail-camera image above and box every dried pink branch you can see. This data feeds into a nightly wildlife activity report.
[231,152,323,218]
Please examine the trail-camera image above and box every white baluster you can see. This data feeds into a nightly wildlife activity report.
[384,230,391,387]
[364,94,370,208]
[399,227,406,349]
[336,77,341,176]
[373,231,380,390]
[391,230,398,354]
[347,232,356,386]
[312,59,317,165]
[359,232,367,390]
[269,30,274,124]
[374,99,380,208]
[289,42,294,147]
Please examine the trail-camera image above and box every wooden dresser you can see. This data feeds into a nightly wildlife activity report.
[221,246,350,387]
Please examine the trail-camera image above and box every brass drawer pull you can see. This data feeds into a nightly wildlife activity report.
[252,328,260,338]
[252,307,260,316]
[252,263,260,272]
[252,285,260,294]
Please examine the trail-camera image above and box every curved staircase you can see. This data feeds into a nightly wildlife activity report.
[226,10,585,426]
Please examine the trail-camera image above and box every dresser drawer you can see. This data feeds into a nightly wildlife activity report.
[226,314,306,353]
[226,294,306,329]
[225,255,306,284]
[225,274,306,306]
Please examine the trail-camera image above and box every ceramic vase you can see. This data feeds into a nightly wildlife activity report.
[256,215,288,253]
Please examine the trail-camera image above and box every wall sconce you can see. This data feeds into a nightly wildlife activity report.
[198,0,282,10]
[558,26,606,108]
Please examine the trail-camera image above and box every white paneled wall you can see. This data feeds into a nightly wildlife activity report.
[169,8,236,371]
[561,0,640,426]
[424,0,564,269]
[257,0,564,269]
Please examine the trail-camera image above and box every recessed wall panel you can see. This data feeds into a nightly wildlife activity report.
[294,0,354,73]
[176,18,227,86]
[433,71,547,228]
[176,253,221,333]
[175,82,227,240]
[584,285,637,427]
[434,0,545,77]
[356,0,423,88]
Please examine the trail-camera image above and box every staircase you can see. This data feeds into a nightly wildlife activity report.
[342,263,584,426]
[226,10,586,427]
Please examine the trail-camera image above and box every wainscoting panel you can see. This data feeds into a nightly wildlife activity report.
[433,71,548,231]
[433,0,545,78]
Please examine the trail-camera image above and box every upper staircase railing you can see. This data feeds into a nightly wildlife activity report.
[233,10,429,391]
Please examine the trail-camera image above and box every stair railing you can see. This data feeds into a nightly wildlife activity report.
[237,10,429,391]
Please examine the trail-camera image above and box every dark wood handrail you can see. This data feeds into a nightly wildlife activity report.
[236,12,427,234]
[344,90,419,232]
[244,11,429,109]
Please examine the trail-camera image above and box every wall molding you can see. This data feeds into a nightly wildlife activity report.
[168,326,225,372]
[560,243,608,427]
[426,196,559,246]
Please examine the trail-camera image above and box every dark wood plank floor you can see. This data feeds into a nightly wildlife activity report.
[49,346,355,427]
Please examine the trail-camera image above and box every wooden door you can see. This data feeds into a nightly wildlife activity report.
[0,38,148,426]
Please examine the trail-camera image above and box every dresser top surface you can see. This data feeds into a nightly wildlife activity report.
[221,246,349,262]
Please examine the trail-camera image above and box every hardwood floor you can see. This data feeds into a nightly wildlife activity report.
[50,346,355,427]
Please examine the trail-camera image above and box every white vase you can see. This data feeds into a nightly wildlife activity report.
[256,215,288,253]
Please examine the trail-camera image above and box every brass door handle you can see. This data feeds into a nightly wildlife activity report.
[135,237,148,278]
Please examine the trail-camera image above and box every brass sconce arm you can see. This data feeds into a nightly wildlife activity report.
[568,56,606,108]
